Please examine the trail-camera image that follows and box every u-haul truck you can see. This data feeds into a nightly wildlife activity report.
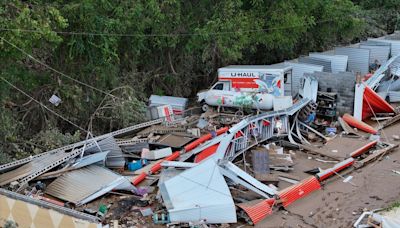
[197,65,293,111]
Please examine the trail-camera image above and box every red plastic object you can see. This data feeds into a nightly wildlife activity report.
[184,127,229,152]
[362,86,394,120]
[132,151,181,186]
[150,151,180,174]
[132,172,147,186]
[316,158,355,181]
[342,113,377,134]
[278,176,321,208]
[350,140,378,158]
[237,199,273,224]
[133,127,228,186]
[194,144,219,163]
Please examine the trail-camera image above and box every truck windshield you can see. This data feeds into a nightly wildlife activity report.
[212,83,224,90]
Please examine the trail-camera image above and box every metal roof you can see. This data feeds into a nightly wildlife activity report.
[237,199,273,224]
[149,95,188,108]
[0,150,80,186]
[85,137,125,168]
[278,176,321,208]
[45,165,127,206]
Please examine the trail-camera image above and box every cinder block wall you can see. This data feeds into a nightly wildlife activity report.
[305,72,356,115]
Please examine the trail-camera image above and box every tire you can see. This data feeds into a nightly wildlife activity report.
[202,104,209,112]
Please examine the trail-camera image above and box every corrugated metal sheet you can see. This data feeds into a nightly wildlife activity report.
[251,149,270,175]
[284,61,324,94]
[149,95,188,112]
[298,56,331,72]
[0,150,80,186]
[45,165,126,205]
[335,47,370,75]
[237,199,273,224]
[360,42,390,64]
[309,53,348,73]
[369,38,400,57]
[278,176,321,208]
[85,137,125,168]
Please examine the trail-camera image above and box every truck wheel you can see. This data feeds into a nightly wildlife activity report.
[235,110,244,118]
[202,104,209,112]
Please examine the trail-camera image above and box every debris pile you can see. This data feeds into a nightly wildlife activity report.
[2,33,400,227]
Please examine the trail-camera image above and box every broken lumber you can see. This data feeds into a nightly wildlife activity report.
[355,143,398,168]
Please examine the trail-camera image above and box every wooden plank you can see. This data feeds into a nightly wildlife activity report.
[377,113,400,130]
[356,143,398,168]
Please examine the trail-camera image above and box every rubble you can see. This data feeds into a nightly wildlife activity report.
[2,34,400,228]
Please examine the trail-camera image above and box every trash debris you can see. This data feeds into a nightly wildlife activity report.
[142,147,172,160]
[49,94,62,106]
[2,36,400,227]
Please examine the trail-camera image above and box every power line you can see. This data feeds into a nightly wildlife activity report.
[0,20,332,37]
[0,37,119,99]
[0,76,88,133]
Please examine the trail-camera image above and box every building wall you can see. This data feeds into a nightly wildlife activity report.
[0,190,101,228]
[305,71,356,115]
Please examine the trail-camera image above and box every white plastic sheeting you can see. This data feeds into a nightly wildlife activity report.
[309,53,348,73]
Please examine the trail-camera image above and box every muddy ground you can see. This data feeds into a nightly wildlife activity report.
[257,123,400,228]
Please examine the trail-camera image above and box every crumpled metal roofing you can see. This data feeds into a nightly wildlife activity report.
[237,199,273,224]
[45,165,127,206]
[85,137,125,168]
[278,176,321,208]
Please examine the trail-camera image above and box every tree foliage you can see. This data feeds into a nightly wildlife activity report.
[0,0,392,163]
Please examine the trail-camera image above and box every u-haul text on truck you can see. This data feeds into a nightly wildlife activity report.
[197,65,293,111]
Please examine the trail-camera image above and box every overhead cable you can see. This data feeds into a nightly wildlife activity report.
[0,76,88,133]
[0,37,119,99]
